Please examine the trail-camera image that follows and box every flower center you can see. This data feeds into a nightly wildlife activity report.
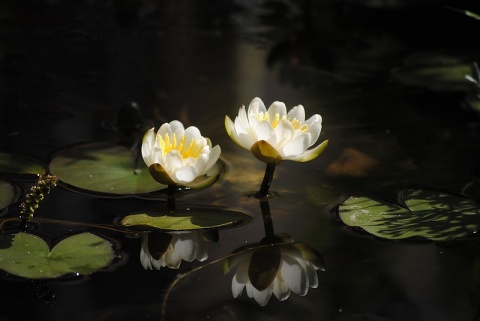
[256,112,309,132]
[158,133,204,159]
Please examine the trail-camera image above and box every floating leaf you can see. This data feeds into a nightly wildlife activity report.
[338,189,480,241]
[0,232,115,279]
[0,152,46,176]
[0,179,15,210]
[49,142,225,197]
[120,208,251,231]
[392,65,471,92]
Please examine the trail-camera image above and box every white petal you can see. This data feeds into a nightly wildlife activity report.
[141,128,156,166]
[232,274,246,298]
[252,286,273,306]
[204,145,221,172]
[169,120,185,132]
[184,126,202,141]
[236,106,251,135]
[158,122,173,137]
[245,282,255,298]
[279,255,308,296]
[192,233,208,262]
[174,166,198,184]
[287,105,306,122]
[287,140,328,162]
[164,150,184,171]
[273,274,291,301]
[281,134,310,158]
[151,258,165,270]
[193,154,208,174]
[248,97,267,115]
[267,101,287,119]
[304,261,319,288]
[305,114,322,146]
[274,118,294,147]
[164,247,182,269]
[173,234,196,262]
[255,121,275,142]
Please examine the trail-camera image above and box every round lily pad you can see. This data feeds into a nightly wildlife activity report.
[49,142,225,198]
[120,207,252,231]
[337,189,480,242]
[0,152,46,176]
[0,232,115,279]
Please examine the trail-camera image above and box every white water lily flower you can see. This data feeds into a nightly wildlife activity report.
[142,121,221,185]
[225,97,328,164]
[140,231,209,270]
[223,235,325,306]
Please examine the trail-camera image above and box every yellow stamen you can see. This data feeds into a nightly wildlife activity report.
[255,111,310,132]
[157,133,204,159]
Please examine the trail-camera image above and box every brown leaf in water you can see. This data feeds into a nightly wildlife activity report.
[326,147,379,177]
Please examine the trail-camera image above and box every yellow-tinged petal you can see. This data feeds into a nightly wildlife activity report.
[250,140,283,164]
[225,115,242,146]
[149,163,176,185]
[289,140,329,162]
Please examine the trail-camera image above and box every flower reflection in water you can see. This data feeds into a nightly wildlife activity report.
[224,199,325,306]
[140,231,214,270]
[223,234,325,306]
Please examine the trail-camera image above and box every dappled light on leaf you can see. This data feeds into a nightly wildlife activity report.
[0,232,115,279]
[338,189,480,241]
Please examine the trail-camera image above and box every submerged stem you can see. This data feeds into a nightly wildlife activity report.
[255,163,276,198]
[260,199,275,241]
[166,185,176,210]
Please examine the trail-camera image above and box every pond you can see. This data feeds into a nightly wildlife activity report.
[1,1,480,320]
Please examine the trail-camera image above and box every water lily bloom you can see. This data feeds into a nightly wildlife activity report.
[140,231,209,270]
[225,97,328,164]
[142,121,221,185]
[223,234,325,306]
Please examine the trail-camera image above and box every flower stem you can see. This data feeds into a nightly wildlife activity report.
[259,199,275,241]
[255,163,276,198]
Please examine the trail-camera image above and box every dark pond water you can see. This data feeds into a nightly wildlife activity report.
[2,0,480,320]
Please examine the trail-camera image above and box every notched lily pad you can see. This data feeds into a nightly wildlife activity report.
[120,207,251,231]
[0,152,46,177]
[337,189,480,241]
[49,142,225,198]
[0,232,115,279]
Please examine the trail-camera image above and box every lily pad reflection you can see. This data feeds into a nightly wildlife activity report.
[49,142,225,198]
[0,152,46,176]
[120,208,251,231]
[0,232,115,279]
[338,189,480,241]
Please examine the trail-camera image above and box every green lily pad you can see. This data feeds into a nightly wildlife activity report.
[392,64,472,92]
[120,208,251,231]
[0,232,115,279]
[0,179,15,211]
[49,142,225,197]
[0,152,46,176]
[338,189,480,241]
